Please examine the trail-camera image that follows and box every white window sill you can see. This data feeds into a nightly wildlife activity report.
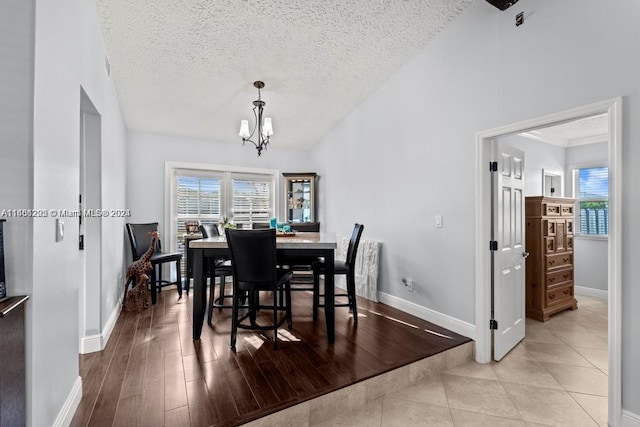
[575,234,608,241]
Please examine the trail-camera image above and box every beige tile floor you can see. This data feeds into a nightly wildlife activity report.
[308,295,609,427]
[324,296,608,427]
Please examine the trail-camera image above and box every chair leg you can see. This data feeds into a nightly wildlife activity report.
[285,282,293,329]
[158,264,163,293]
[348,270,358,325]
[230,293,239,353]
[218,274,225,312]
[249,291,257,326]
[312,269,320,322]
[207,271,214,326]
[150,266,158,304]
[273,290,278,349]
[176,259,183,299]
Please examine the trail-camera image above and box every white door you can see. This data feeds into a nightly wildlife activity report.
[492,141,526,361]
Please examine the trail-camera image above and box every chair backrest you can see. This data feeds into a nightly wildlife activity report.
[225,228,277,286]
[346,223,365,266]
[251,222,271,229]
[199,223,220,238]
[126,222,162,260]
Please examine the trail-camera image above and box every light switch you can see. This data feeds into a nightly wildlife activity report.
[56,219,64,242]
[435,215,443,228]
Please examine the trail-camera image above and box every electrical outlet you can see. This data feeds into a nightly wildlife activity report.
[402,277,414,292]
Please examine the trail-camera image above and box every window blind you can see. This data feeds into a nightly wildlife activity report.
[231,177,271,228]
[572,166,608,236]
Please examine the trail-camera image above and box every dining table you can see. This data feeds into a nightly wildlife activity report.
[189,231,338,343]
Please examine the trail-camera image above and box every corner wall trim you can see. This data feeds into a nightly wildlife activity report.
[80,299,121,354]
[622,409,640,427]
[52,376,82,427]
[574,285,608,300]
[378,292,476,340]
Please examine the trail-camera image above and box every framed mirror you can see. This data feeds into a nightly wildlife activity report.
[542,169,564,197]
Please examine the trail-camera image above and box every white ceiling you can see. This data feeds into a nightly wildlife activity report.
[95,0,474,150]
[519,113,609,148]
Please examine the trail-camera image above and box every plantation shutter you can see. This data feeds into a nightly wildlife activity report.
[175,175,222,268]
[231,175,272,228]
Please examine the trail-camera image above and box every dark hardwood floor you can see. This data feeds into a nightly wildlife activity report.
[70,283,470,426]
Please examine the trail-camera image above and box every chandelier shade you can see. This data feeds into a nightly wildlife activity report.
[239,81,273,156]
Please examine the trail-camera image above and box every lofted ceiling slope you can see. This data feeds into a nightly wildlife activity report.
[95,0,474,150]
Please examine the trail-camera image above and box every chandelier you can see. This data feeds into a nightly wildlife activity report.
[238,81,273,156]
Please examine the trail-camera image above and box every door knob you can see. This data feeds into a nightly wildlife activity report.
[522,251,530,258]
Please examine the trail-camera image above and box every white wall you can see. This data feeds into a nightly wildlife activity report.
[0,0,35,296]
[310,0,640,414]
[126,132,313,252]
[567,141,609,292]
[500,134,566,197]
[25,0,128,425]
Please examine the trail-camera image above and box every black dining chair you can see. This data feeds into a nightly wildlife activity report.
[312,223,364,324]
[126,222,182,305]
[199,223,234,325]
[225,228,293,352]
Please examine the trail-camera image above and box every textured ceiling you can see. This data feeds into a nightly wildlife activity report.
[520,114,609,148]
[95,0,473,150]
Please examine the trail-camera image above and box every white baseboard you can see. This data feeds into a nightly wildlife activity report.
[622,409,640,427]
[575,285,608,300]
[378,292,476,340]
[80,298,121,354]
[53,376,82,427]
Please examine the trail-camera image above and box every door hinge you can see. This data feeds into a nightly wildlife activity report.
[489,240,498,251]
[489,161,498,172]
[490,319,498,330]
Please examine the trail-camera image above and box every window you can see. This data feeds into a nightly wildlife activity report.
[167,163,278,274]
[175,173,222,251]
[571,166,608,236]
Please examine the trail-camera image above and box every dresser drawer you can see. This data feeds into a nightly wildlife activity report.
[546,252,573,270]
[543,203,562,216]
[561,204,575,216]
[546,283,573,306]
[546,269,573,287]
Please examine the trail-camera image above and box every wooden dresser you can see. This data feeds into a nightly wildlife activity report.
[525,196,578,321]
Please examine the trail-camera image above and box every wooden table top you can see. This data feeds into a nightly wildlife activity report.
[189,231,337,249]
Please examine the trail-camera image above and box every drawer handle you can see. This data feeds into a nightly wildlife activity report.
[563,274,570,279]
[549,260,555,265]
[563,290,570,295]
[549,294,555,300]
[549,277,555,283]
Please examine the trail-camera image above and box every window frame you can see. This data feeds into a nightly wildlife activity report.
[569,162,609,240]
[165,161,280,253]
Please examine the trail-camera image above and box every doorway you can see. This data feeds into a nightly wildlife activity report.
[474,97,622,425]
[79,88,103,353]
